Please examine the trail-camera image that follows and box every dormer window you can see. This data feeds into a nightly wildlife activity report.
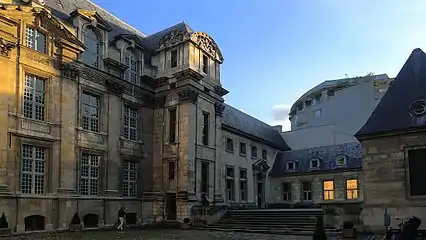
[26,27,46,53]
[202,55,209,74]
[124,49,138,84]
[83,27,101,68]
[171,49,178,68]
[309,158,320,169]
[286,161,296,171]
[336,155,347,166]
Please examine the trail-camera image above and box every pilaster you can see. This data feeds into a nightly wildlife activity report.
[214,103,225,203]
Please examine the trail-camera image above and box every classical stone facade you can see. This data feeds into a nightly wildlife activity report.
[0,0,289,232]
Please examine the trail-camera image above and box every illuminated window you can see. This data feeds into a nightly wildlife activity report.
[323,180,334,200]
[346,179,358,199]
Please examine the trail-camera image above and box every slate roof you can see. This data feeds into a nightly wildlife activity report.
[222,104,290,151]
[356,48,426,138]
[41,0,290,151]
[270,142,362,178]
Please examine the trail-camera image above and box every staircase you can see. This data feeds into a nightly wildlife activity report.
[204,208,340,235]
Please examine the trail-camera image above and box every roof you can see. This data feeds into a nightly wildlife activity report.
[222,104,290,151]
[356,48,426,138]
[270,142,362,178]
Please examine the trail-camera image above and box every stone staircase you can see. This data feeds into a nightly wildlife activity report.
[204,208,340,235]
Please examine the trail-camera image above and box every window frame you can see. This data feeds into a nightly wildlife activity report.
[405,147,426,198]
[168,108,177,144]
[345,178,359,200]
[122,161,137,197]
[123,104,139,141]
[124,48,139,85]
[23,74,47,121]
[282,182,292,201]
[323,180,335,201]
[225,166,235,202]
[171,49,178,68]
[301,181,312,201]
[239,168,248,201]
[168,161,175,181]
[82,26,101,68]
[286,161,296,171]
[202,111,209,146]
[202,54,209,74]
[226,138,234,152]
[251,146,257,159]
[79,151,101,196]
[239,142,246,156]
[309,158,320,169]
[20,144,47,195]
[25,26,47,54]
[201,161,209,195]
[336,155,347,167]
[261,149,267,160]
[81,90,101,133]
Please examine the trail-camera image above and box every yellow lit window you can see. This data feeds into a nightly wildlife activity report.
[323,180,334,200]
[346,179,358,199]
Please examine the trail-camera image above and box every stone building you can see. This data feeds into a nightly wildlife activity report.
[355,48,426,231]
[0,0,289,232]
[269,142,363,226]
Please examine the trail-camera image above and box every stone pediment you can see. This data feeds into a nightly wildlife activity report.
[252,159,270,173]
[69,9,113,32]
[113,34,145,49]
[190,32,224,63]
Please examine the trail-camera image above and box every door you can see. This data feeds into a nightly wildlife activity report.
[166,194,177,220]
[257,181,263,208]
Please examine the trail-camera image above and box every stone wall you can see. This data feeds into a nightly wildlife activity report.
[360,132,426,231]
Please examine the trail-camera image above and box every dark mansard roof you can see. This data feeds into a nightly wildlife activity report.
[356,48,426,138]
[270,142,362,178]
[41,0,290,150]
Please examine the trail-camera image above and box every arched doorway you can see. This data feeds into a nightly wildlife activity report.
[24,215,45,231]
[83,213,98,228]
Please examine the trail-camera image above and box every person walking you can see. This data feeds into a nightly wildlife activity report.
[117,207,126,231]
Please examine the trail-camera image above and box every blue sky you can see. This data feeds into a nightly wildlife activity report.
[93,0,426,130]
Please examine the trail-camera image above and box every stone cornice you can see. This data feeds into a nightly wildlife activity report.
[178,88,198,105]
[60,63,79,80]
[214,102,225,116]
[173,68,203,82]
[214,85,229,97]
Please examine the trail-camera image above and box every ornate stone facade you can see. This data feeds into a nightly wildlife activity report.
[0,0,290,233]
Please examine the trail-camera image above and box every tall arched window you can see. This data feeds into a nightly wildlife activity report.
[83,27,100,68]
[124,49,138,84]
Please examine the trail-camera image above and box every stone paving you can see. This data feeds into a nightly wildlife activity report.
[3,229,341,240]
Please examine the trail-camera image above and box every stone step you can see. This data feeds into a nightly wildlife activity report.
[202,226,340,236]
[217,220,317,226]
[222,215,321,219]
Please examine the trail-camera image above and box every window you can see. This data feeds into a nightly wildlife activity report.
[201,162,209,194]
[282,183,291,201]
[408,149,426,196]
[124,49,138,84]
[310,158,320,169]
[251,146,257,158]
[305,99,312,107]
[262,149,267,160]
[123,105,138,141]
[168,161,175,180]
[226,138,234,152]
[239,142,246,156]
[346,179,358,200]
[83,27,100,68]
[123,161,137,197]
[302,181,312,201]
[314,109,322,119]
[286,161,296,171]
[239,169,247,201]
[202,55,208,74]
[171,49,178,68]
[20,145,46,194]
[81,91,100,132]
[169,109,177,143]
[226,167,234,201]
[202,112,209,145]
[26,27,46,53]
[336,155,347,166]
[323,180,334,200]
[312,94,321,105]
[327,90,335,97]
[80,153,100,196]
[23,75,46,121]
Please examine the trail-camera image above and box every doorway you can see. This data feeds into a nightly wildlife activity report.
[166,194,177,220]
[257,181,264,208]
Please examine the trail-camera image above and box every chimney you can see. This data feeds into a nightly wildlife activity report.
[272,125,283,132]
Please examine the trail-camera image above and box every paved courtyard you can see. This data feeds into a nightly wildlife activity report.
[4,229,341,240]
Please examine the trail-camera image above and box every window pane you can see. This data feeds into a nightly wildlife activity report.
[346,179,357,189]
[323,181,334,190]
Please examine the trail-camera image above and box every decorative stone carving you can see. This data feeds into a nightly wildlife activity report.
[173,69,203,81]
[105,80,123,95]
[190,32,224,62]
[0,38,15,57]
[213,85,229,97]
[156,30,190,50]
[154,96,166,108]
[61,63,80,80]
[409,99,426,117]
[178,89,198,105]
[214,103,225,116]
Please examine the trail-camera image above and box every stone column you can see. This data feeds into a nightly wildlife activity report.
[214,103,225,203]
